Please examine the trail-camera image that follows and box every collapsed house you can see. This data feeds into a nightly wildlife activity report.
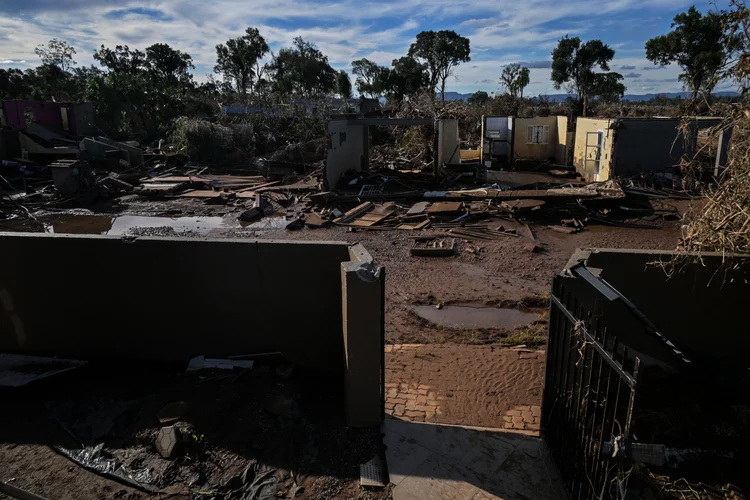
[573,116,731,182]
[479,115,570,168]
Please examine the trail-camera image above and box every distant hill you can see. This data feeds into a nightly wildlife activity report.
[442,91,738,102]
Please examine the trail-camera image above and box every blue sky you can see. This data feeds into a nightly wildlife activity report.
[0,0,733,95]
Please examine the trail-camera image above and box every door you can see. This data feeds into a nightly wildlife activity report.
[584,131,603,180]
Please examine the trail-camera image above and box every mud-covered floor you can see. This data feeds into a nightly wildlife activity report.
[0,358,387,500]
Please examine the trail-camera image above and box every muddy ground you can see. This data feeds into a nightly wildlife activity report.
[0,195,688,499]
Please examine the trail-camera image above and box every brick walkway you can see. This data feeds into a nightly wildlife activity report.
[385,344,545,433]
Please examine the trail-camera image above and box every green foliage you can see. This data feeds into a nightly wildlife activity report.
[551,36,625,116]
[270,37,337,98]
[499,64,530,98]
[214,28,269,96]
[408,30,471,102]
[645,6,730,101]
[351,58,390,97]
[336,70,352,99]
[467,90,490,106]
[387,56,430,101]
[34,39,77,72]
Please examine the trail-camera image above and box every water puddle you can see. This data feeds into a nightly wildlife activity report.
[415,305,540,330]
[0,214,289,235]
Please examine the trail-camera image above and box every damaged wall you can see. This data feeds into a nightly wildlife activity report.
[326,119,364,190]
[0,234,353,368]
[3,101,95,137]
[574,117,727,181]
[573,118,615,182]
[513,116,568,164]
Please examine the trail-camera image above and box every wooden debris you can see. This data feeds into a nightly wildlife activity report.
[524,224,536,241]
[501,199,545,213]
[426,201,463,215]
[180,190,224,198]
[525,243,541,253]
[410,238,456,257]
[334,202,374,223]
[305,213,327,228]
[407,201,430,216]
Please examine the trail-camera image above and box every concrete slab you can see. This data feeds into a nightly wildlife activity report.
[384,419,564,500]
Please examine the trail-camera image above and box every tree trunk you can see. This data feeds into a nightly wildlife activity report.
[441,78,446,103]
[582,93,588,117]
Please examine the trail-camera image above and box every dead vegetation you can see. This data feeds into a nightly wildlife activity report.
[680,1,750,260]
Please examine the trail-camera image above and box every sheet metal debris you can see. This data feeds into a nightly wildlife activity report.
[0,354,87,387]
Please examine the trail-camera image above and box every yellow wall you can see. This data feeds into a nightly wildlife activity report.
[514,116,558,161]
[513,116,568,164]
[573,118,615,182]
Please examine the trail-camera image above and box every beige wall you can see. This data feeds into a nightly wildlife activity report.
[573,118,615,182]
[514,116,557,161]
[513,116,568,164]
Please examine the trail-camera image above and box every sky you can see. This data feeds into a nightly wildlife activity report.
[0,0,735,96]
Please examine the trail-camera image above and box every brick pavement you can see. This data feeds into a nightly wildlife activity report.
[385,344,545,434]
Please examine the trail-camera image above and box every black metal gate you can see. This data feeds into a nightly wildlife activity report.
[542,274,641,500]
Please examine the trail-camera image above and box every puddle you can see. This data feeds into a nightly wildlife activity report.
[0,214,289,235]
[415,305,540,330]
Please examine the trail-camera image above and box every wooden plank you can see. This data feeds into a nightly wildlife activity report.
[426,202,463,214]
[236,191,257,199]
[334,202,374,223]
[236,181,280,193]
[407,201,430,216]
[350,212,390,227]
[524,224,536,241]
[179,190,223,198]
[548,225,578,234]
[143,176,209,183]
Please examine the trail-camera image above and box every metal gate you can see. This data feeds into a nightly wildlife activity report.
[542,274,641,500]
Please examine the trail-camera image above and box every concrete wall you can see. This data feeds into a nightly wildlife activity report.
[437,119,460,165]
[326,119,365,190]
[612,117,724,178]
[573,118,615,181]
[566,249,750,369]
[0,234,347,367]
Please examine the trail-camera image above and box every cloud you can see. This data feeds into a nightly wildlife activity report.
[0,0,705,97]
[623,72,641,78]
[0,59,27,64]
[642,65,666,70]
[518,60,552,69]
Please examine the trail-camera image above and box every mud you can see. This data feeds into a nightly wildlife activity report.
[414,305,540,329]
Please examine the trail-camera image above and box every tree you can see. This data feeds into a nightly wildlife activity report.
[386,56,429,101]
[351,58,389,97]
[0,68,27,99]
[551,36,625,116]
[645,6,729,101]
[146,43,194,89]
[270,37,337,98]
[408,30,471,102]
[35,39,77,72]
[337,70,353,98]
[214,28,270,95]
[467,90,490,106]
[499,64,530,98]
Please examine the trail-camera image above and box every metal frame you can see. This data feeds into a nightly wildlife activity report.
[585,131,603,176]
[542,275,641,499]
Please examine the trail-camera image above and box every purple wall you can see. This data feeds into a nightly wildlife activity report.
[2,100,87,136]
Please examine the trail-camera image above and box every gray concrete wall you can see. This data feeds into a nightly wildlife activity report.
[612,118,723,177]
[568,249,750,368]
[326,119,364,190]
[0,233,355,371]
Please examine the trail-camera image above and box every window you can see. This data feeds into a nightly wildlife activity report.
[526,125,549,144]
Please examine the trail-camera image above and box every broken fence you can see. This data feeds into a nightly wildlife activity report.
[542,274,641,500]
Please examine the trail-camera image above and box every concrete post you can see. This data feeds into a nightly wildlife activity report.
[341,244,384,427]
